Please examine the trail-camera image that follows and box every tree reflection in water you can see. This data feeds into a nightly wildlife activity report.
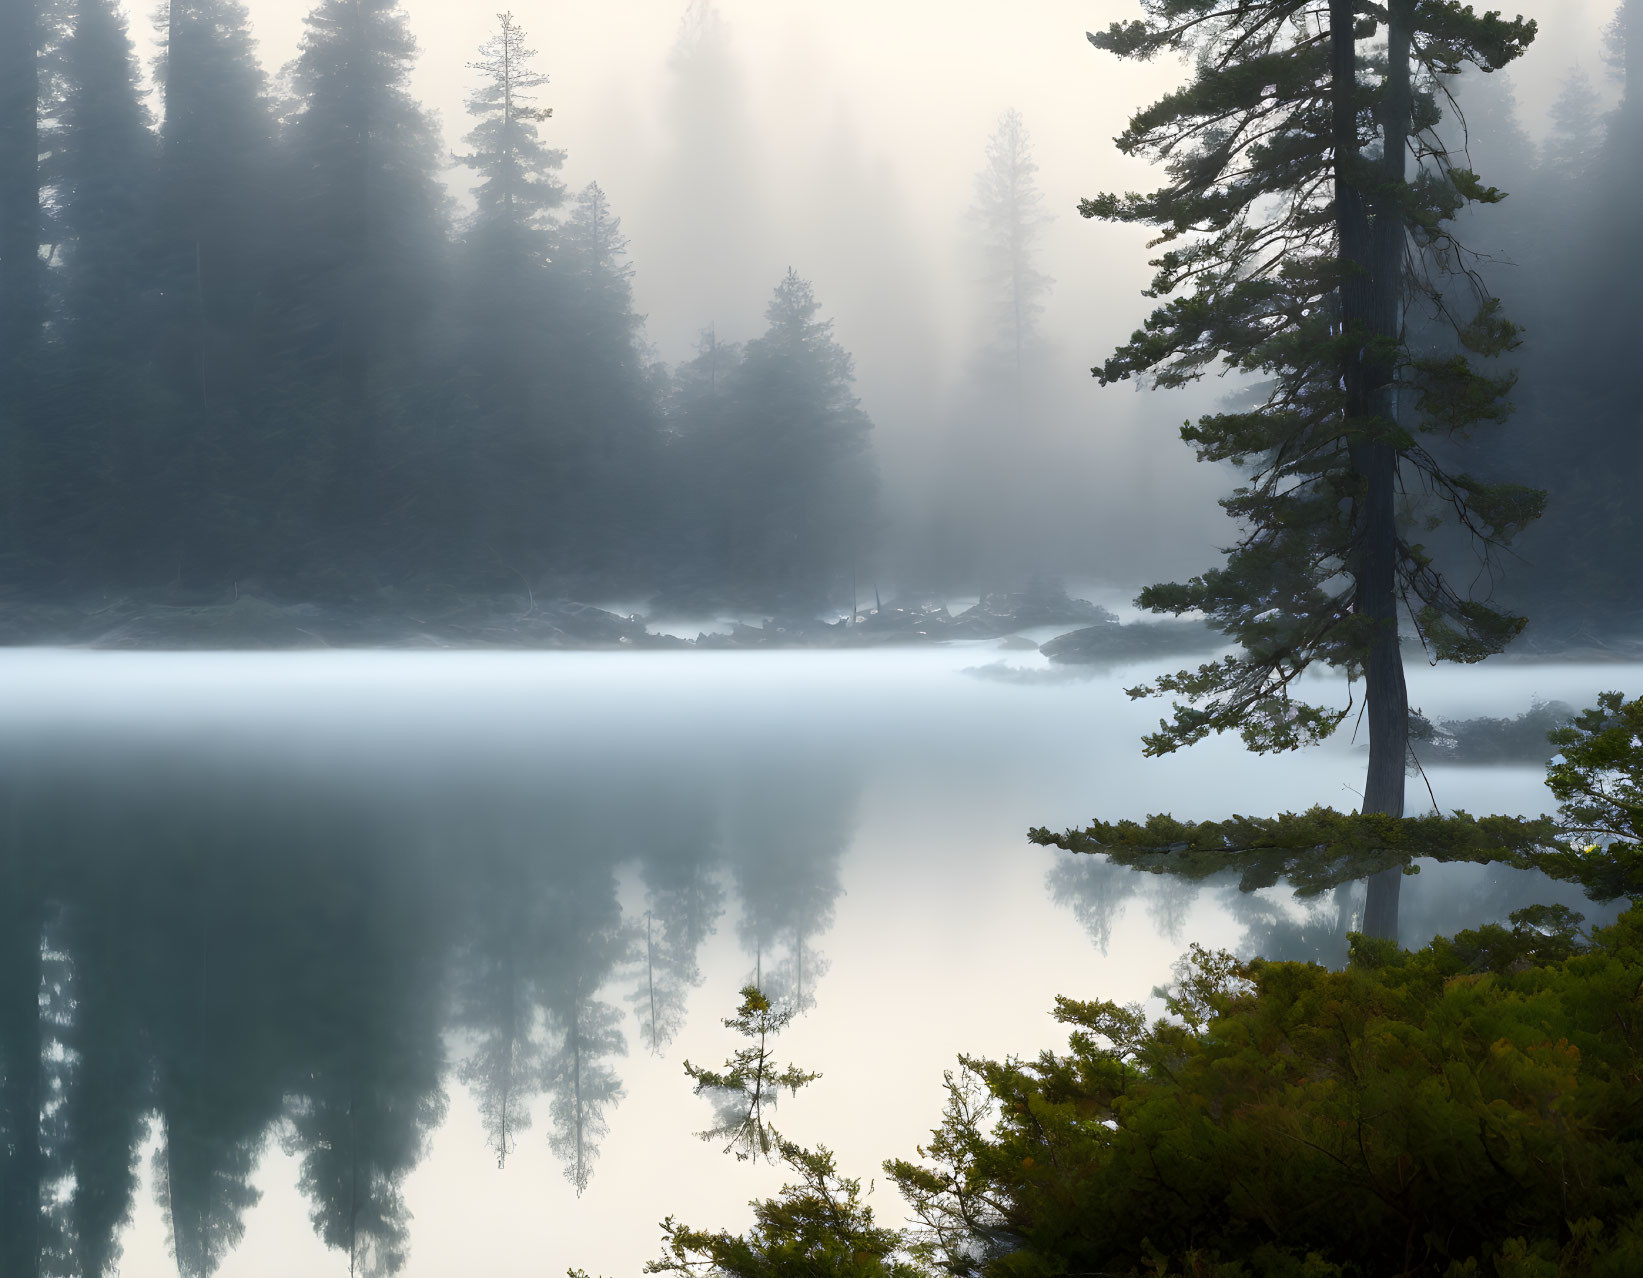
[1047,844,1610,970]
[0,744,859,1275]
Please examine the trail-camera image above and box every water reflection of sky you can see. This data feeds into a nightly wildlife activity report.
[0,648,1631,1278]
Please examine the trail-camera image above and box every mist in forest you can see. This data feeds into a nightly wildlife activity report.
[0,0,1631,624]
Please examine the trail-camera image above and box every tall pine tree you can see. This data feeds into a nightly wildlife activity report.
[971,108,1053,390]
[280,0,449,576]
[152,0,281,589]
[1077,0,1540,937]
[0,0,47,571]
[551,182,661,584]
[691,271,877,610]
[47,0,162,582]
[448,13,566,591]
[458,11,563,251]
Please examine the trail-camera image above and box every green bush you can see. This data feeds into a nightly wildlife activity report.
[628,695,1643,1278]
[889,909,1643,1277]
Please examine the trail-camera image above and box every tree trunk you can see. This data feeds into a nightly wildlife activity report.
[1333,0,1411,941]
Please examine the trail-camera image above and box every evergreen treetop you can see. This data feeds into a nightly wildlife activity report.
[683,985,819,1163]
[459,11,565,241]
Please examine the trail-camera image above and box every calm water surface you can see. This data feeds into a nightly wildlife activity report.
[0,646,1628,1277]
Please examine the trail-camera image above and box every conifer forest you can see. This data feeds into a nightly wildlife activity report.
[2,2,1643,1277]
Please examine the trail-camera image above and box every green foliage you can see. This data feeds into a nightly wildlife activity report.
[668,270,879,610]
[684,985,820,1163]
[1084,0,1540,758]
[0,0,878,609]
[1412,699,1575,766]
[1034,692,1643,908]
[645,1140,929,1278]
[888,912,1643,1277]
[1535,693,1643,901]
[1031,806,1556,896]
[458,11,564,235]
[632,977,923,1277]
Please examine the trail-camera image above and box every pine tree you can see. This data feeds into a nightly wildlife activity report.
[1568,0,1643,604]
[551,182,662,581]
[682,986,819,1163]
[453,845,549,1172]
[0,0,44,356]
[536,859,633,1196]
[46,0,162,580]
[1507,2,1643,628]
[0,0,47,567]
[152,0,280,588]
[447,15,566,591]
[280,869,449,1278]
[939,108,1057,592]
[1081,1,1540,938]
[629,833,724,1057]
[458,11,564,249]
[0,848,48,1278]
[703,270,877,609]
[281,0,449,563]
[148,911,281,1278]
[647,0,773,356]
[1543,67,1604,190]
[660,325,744,601]
[59,885,159,1278]
[969,108,1053,389]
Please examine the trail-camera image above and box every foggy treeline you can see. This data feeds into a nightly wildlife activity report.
[1446,1,1643,633]
[0,0,884,612]
[0,0,1638,624]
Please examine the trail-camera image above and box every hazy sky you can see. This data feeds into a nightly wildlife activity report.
[112,0,1616,354]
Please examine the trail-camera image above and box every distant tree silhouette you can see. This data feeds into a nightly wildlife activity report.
[969,109,1052,390]
[684,270,878,609]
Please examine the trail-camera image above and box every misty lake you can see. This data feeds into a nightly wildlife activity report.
[0,645,1628,1278]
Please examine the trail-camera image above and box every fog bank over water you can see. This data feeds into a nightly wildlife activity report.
[2,648,1625,1276]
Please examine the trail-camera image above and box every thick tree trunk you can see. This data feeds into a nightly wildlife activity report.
[1333,0,1411,941]
[1361,4,1415,942]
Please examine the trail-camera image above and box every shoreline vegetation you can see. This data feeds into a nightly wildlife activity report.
[0,585,1201,654]
[618,694,1643,1278]
[4,585,1642,661]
